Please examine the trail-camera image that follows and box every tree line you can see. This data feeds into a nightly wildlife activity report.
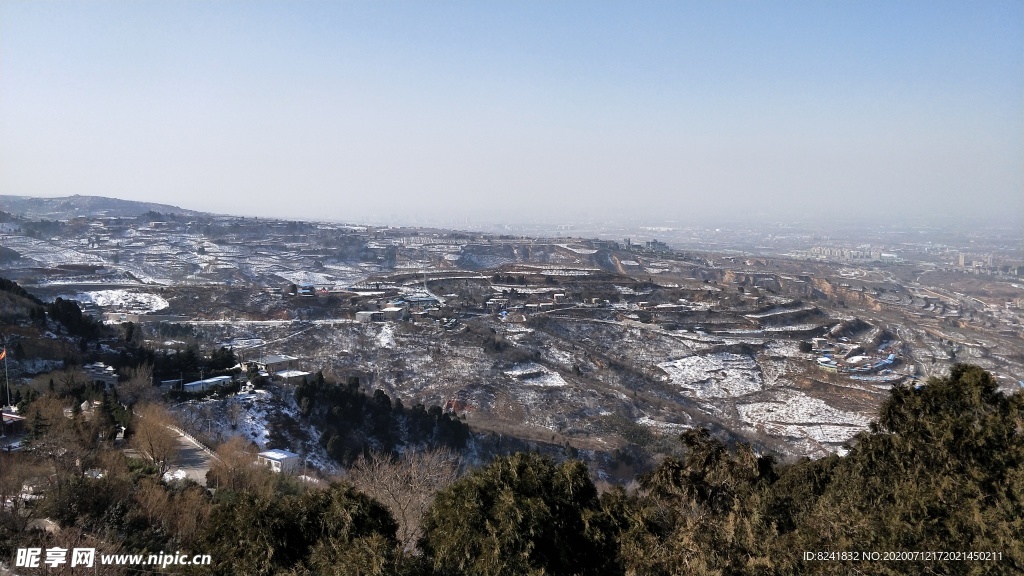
[295,375,470,468]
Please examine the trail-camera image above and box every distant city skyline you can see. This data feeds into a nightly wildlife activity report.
[1,1,1021,226]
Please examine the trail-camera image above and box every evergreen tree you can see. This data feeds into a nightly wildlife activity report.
[420,453,620,576]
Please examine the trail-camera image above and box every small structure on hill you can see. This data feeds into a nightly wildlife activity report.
[84,362,118,390]
[257,449,300,473]
[183,375,233,393]
[256,354,301,376]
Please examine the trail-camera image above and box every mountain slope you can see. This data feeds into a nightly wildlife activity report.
[0,194,204,220]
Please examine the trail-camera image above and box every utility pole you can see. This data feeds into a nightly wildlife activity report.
[1,335,9,439]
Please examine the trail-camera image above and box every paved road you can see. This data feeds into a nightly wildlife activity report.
[173,433,213,486]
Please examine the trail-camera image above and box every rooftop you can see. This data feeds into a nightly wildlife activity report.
[262,354,299,364]
[259,449,299,461]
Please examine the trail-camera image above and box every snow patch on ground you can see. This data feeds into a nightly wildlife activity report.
[162,469,188,482]
[555,245,598,255]
[505,363,568,387]
[637,416,690,435]
[229,391,274,447]
[275,271,338,287]
[377,324,396,349]
[765,324,822,332]
[220,338,266,350]
[0,235,105,267]
[12,358,65,375]
[737,389,871,445]
[541,347,575,370]
[73,289,169,313]
[658,353,763,398]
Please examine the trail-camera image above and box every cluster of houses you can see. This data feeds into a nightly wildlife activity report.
[179,353,311,393]
[350,289,447,323]
[812,337,900,374]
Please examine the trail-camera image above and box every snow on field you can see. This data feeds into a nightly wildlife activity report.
[765,340,803,357]
[539,268,597,276]
[490,285,561,294]
[505,363,568,387]
[229,391,272,447]
[72,289,169,313]
[555,244,598,255]
[658,353,763,398]
[744,305,817,320]
[849,374,904,383]
[737,389,871,444]
[541,347,575,369]
[0,235,106,267]
[12,358,65,375]
[275,271,338,287]
[377,324,396,349]
[525,372,568,387]
[220,338,266,350]
[115,263,171,285]
[765,324,822,332]
[637,416,690,435]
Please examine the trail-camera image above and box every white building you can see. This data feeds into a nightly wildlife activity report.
[182,375,233,393]
[257,449,300,473]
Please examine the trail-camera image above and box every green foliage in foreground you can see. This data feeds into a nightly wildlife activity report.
[417,364,1022,575]
[192,483,400,576]
[4,364,1021,575]
[420,453,619,576]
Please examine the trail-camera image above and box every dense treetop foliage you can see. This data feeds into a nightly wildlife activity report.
[416,364,1022,575]
[295,375,470,467]
[421,453,618,576]
[3,360,1021,574]
[0,277,44,305]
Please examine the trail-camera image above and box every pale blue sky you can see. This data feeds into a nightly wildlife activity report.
[1,1,1021,224]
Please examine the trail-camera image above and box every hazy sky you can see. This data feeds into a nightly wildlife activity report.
[1,1,1021,225]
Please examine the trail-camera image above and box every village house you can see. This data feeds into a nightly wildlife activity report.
[182,375,233,393]
[257,354,301,375]
[257,449,300,473]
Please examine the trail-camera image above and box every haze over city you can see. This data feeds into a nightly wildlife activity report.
[1,1,1022,226]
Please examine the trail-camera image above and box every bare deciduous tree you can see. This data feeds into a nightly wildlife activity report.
[227,402,243,430]
[347,447,461,551]
[58,367,86,396]
[23,394,85,482]
[130,403,180,477]
[134,476,210,547]
[119,363,156,407]
[209,435,276,496]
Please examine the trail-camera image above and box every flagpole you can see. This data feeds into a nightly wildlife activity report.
[2,339,8,408]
